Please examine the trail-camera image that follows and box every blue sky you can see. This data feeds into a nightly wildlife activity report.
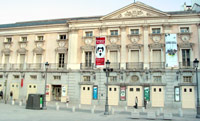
[0,0,192,24]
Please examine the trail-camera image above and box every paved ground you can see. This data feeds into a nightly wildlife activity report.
[0,101,200,121]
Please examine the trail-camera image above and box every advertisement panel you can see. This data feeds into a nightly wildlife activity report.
[120,86,126,101]
[62,85,66,96]
[96,37,105,68]
[144,87,150,101]
[93,86,98,100]
[165,34,178,67]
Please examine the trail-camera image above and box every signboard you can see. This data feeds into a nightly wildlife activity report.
[165,34,178,67]
[62,86,66,96]
[93,86,98,100]
[174,87,180,102]
[95,37,105,68]
[144,87,150,101]
[120,86,126,101]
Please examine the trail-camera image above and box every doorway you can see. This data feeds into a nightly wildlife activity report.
[52,85,61,101]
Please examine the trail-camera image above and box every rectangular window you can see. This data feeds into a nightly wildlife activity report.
[6,38,12,42]
[182,49,190,67]
[110,30,118,36]
[130,50,139,62]
[58,53,65,68]
[21,37,27,42]
[130,29,139,35]
[153,50,161,62]
[154,88,156,92]
[85,51,92,67]
[20,54,25,64]
[110,51,118,63]
[38,36,44,41]
[4,54,10,64]
[153,76,162,83]
[0,75,3,78]
[152,28,161,34]
[85,31,93,37]
[136,88,140,92]
[36,54,42,63]
[174,87,180,102]
[54,76,61,80]
[30,75,37,79]
[83,76,90,82]
[183,76,192,83]
[59,35,66,40]
[180,27,189,33]
[13,75,20,79]
[110,76,117,82]
[130,88,133,91]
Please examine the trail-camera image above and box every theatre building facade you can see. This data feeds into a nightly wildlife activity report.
[0,2,200,108]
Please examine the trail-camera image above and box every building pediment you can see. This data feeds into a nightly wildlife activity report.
[101,2,169,20]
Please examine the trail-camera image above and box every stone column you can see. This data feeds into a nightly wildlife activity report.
[120,26,127,69]
[143,26,149,69]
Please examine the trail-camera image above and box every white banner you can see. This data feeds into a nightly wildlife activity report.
[165,34,178,67]
[62,86,66,96]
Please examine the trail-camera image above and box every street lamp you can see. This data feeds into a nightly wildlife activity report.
[43,62,49,109]
[194,58,200,118]
[103,60,113,115]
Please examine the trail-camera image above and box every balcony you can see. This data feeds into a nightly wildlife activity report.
[110,63,120,70]
[179,62,193,69]
[26,63,43,70]
[150,62,165,69]
[80,63,94,70]
[10,64,24,70]
[48,63,67,70]
[126,62,143,70]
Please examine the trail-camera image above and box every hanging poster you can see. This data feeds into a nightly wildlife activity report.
[165,34,178,67]
[62,85,66,96]
[120,86,126,101]
[93,86,98,100]
[144,87,150,101]
[96,37,105,68]
[174,87,180,102]
[46,85,49,95]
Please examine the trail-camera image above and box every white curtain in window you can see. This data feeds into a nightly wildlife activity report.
[110,51,118,62]
[153,50,161,62]
[130,50,139,62]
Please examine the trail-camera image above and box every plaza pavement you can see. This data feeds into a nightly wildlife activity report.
[0,100,200,121]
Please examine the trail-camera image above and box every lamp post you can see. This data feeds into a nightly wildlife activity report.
[194,58,200,118]
[3,73,8,104]
[103,60,113,115]
[43,62,49,110]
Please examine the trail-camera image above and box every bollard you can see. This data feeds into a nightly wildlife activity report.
[179,108,183,117]
[19,101,22,106]
[93,105,96,109]
[142,107,145,112]
[72,106,75,112]
[156,110,160,116]
[56,102,58,106]
[66,103,69,108]
[111,108,115,115]
[78,104,81,109]
[12,100,15,105]
[91,108,94,114]
[56,105,60,111]
[124,106,128,111]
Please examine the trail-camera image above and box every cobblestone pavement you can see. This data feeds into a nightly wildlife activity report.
[0,101,200,121]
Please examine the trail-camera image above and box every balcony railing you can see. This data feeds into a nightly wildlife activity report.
[26,63,43,70]
[0,64,7,70]
[179,62,194,69]
[150,62,165,69]
[48,63,67,70]
[126,62,143,70]
[110,63,120,70]
[80,63,94,70]
[10,64,24,70]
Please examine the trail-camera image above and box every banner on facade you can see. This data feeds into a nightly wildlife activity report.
[165,34,178,67]
[120,86,126,101]
[21,79,23,88]
[93,86,98,100]
[95,37,105,68]
[174,86,180,102]
[62,85,66,96]
[46,85,49,95]
[144,87,150,101]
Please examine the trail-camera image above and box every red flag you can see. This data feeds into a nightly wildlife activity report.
[21,79,23,87]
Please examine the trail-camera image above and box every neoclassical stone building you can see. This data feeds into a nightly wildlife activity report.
[0,2,200,108]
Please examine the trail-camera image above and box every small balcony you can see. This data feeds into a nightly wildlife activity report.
[26,63,43,70]
[179,62,194,69]
[126,62,143,70]
[149,62,165,69]
[110,63,120,70]
[48,63,67,70]
[10,64,24,70]
[80,63,94,70]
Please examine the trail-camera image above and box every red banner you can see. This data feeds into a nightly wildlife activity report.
[21,79,23,87]
[96,37,105,67]
[120,87,126,101]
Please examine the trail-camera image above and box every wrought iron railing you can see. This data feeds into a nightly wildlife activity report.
[149,62,165,69]
[126,62,143,70]
[80,63,94,70]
